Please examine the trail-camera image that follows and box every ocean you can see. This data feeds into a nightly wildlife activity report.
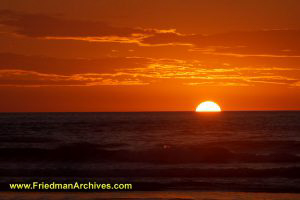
[0,112,300,196]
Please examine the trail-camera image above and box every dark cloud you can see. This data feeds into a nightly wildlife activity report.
[2,10,300,57]
[0,10,150,37]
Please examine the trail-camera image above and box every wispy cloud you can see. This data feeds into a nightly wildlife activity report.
[0,70,147,87]
[0,53,153,74]
[0,52,299,87]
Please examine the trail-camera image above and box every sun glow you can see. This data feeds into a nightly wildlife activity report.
[196,101,221,112]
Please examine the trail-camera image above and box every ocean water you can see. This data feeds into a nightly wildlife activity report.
[0,112,300,192]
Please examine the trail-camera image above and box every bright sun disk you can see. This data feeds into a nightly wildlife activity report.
[196,101,221,112]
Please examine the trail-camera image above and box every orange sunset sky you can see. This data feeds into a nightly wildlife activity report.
[0,0,300,111]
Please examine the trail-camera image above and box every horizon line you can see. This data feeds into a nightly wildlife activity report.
[1,110,300,113]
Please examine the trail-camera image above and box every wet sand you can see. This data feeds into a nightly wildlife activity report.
[1,191,300,200]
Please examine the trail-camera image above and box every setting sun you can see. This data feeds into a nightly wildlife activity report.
[196,101,221,112]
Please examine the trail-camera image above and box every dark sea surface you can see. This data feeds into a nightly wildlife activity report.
[0,112,300,192]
